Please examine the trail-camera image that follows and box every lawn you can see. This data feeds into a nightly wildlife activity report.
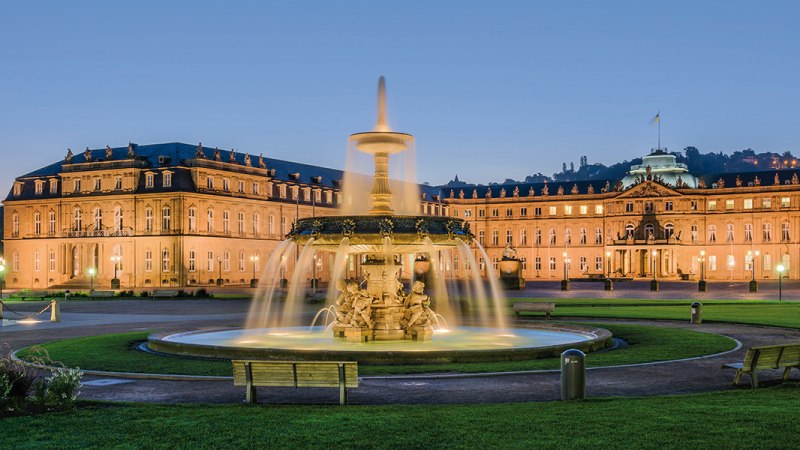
[1,385,798,449]
[17,323,736,376]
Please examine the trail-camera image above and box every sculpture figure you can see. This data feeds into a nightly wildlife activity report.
[501,243,518,260]
[214,147,221,161]
[65,148,74,163]
[244,153,252,167]
[83,147,92,162]
[403,281,432,329]
[258,153,267,169]
[195,143,205,159]
[105,145,113,160]
[349,287,374,329]
[229,148,237,163]
[128,143,136,158]
[333,279,354,323]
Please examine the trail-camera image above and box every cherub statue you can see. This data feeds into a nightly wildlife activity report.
[501,243,518,260]
[65,148,74,163]
[105,145,113,160]
[403,281,432,329]
[349,287,374,329]
[333,279,354,324]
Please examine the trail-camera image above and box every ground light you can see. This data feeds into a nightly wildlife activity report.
[88,267,96,292]
[776,264,785,301]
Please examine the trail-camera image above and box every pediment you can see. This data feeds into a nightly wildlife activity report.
[617,181,682,198]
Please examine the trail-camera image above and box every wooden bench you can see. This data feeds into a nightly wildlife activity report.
[721,343,800,387]
[90,290,116,298]
[512,302,556,320]
[232,360,358,405]
[18,290,52,300]
[151,290,179,300]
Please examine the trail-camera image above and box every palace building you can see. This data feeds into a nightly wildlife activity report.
[3,144,800,289]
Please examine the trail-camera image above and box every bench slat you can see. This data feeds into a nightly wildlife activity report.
[232,361,358,388]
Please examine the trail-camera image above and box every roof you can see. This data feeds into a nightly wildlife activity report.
[442,179,616,200]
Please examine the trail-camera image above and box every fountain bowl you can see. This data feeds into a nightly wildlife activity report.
[147,324,612,365]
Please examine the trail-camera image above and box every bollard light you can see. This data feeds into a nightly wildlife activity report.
[776,264,785,302]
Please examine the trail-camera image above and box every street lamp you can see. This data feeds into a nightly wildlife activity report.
[606,251,612,277]
[561,252,570,291]
[87,267,96,292]
[650,249,659,291]
[776,264,785,302]
[249,255,259,288]
[604,251,613,291]
[217,257,224,287]
[748,250,759,292]
[698,250,707,292]
[110,255,121,289]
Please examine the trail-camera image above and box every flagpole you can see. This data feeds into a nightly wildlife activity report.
[657,110,661,151]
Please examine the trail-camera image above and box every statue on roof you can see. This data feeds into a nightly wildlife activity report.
[229,148,237,163]
[571,184,579,194]
[472,189,478,199]
[105,145,113,160]
[499,188,506,198]
[676,175,683,188]
[214,147,221,161]
[774,173,780,185]
[195,143,205,159]
[513,186,519,197]
[754,175,761,186]
[716,177,725,188]
[556,185,564,195]
[83,147,92,162]
[735,175,742,187]
[645,165,652,180]
[485,188,492,199]
[449,189,454,198]
[65,148,74,163]
[244,153,252,167]
[541,184,549,196]
[528,186,535,196]
[459,189,465,199]
[793,173,799,185]
[587,184,594,194]
[258,153,267,169]
[127,143,136,158]
[698,178,706,188]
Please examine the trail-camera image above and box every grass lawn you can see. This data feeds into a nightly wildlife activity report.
[17,323,736,376]
[1,385,798,449]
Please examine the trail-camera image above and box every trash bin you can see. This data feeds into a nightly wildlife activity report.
[690,302,702,324]
[560,349,586,400]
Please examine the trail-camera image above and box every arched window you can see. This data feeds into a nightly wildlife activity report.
[162,248,170,272]
[664,223,674,239]
[708,224,717,243]
[564,228,572,245]
[644,223,654,238]
[34,212,41,235]
[93,207,103,230]
[505,229,513,245]
[188,207,197,232]
[162,206,171,231]
[625,223,634,238]
[73,208,82,230]
[114,206,123,232]
[145,208,153,232]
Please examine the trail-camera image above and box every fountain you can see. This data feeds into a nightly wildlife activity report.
[148,78,611,364]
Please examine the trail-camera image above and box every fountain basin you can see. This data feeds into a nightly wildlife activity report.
[147,324,612,365]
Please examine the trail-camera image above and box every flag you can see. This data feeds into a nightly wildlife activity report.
[652,112,660,124]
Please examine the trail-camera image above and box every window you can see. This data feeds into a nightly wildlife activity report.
[644,202,654,213]
[12,252,19,272]
[549,257,557,271]
[73,208,82,230]
[520,257,527,270]
[726,224,734,242]
[579,228,587,244]
[238,180,245,193]
[162,248,170,272]
[113,207,122,232]
[595,227,603,244]
[691,225,698,242]
[223,211,230,234]
[254,252,260,273]
[207,251,214,271]
[479,258,485,271]
[94,178,101,191]
[534,207,542,216]
[464,209,472,217]
[763,223,772,242]
[564,205,573,215]
[279,185,287,198]
[762,197,772,208]
[625,202,634,213]
[223,178,230,192]
[727,255,735,271]
[782,254,791,273]
[162,207,171,231]
[491,209,499,218]
[93,207,102,230]
[34,213,41,235]
[478,230,485,245]
[520,229,527,245]
[145,208,153,232]
[34,251,40,272]
[207,177,214,190]
[280,216,286,235]
[745,253,753,271]
[782,222,790,242]
[73,179,81,193]
[115,176,122,190]
[49,250,56,272]
[49,211,56,234]
[665,223,674,239]
[314,190,322,203]
[595,205,603,214]
[744,224,753,242]
[665,201,673,211]
[491,230,499,246]
[35,181,43,195]
[188,207,196,232]
[145,174,154,188]
[534,229,542,245]
[207,210,215,233]
[595,256,603,272]
[579,256,587,272]
[708,225,717,243]
[625,224,634,238]
[725,199,734,210]
[238,212,245,235]
[549,229,557,245]
[268,215,275,235]
[145,250,152,271]
[223,251,230,271]
[50,179,58,194]
[644,223,654,238]
[707,200,717,211]
[690,200,698,211]
[478,209,486,218]
[579,205,587,215]
[252,182,259,195]
[505,230,512,245]
[239,251,245,272]
[564,228,572,245]
[188,251,196,272]
[520,207,527,217]
[763,253,772,271]
[781,197,791,208]
[743,199,753,210]
[535,256,542,271]
[505,208,513,217]
[163,173,172,188]
[253,213,260,235]
[709,255,717,271]
[291,186,298,200]
[549,206,557,216]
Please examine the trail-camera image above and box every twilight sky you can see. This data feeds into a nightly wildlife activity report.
[1,1,798,196]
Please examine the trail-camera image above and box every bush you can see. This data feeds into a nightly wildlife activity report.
[139,291,150,298]
[32,379,47,408]
[0,373,11,402]
[45,367,83,409]
[195,288,211,298]
[0,347,37,408]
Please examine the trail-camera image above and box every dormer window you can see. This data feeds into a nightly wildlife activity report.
[13,183,22,196]
[290,173,300,181]
[73,179,81,193]
[115,176,123,190]
[35,181,44,195]
[223,178,230,192]
[145,173,154,188]
[280,185,286,198]
[207,176,214,190]
[252,182,259,195]
[94,177,102,191]
[49,179,58,194]
[163,172,172,188]
[238,180,245,193]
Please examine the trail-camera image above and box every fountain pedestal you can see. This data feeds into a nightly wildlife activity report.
[499,258,525,290]
[345,327,372,343]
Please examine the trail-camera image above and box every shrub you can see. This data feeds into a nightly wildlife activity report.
[32,379,48,408]
[0,373,11,402]
[139,291,150,297]
[195,288,211,298]
[0,346,38,408]
[45,367,83,409]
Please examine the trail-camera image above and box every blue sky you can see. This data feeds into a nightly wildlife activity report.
[1,1,798,195]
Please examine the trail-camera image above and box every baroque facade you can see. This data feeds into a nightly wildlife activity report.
[3,145,800,288]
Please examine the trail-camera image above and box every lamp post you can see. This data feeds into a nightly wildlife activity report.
[650,249,659,291]
[561,252,570,291]
[88,267,96,292]
[0,260,5,300]
[776,264,785,302]
[110,255,121,289]
[250,255,259,288]
[604,251,613,291]
[698,250,707,292]
[216,257,224,287]
[606,251,611,277]
[748,250,759,292]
